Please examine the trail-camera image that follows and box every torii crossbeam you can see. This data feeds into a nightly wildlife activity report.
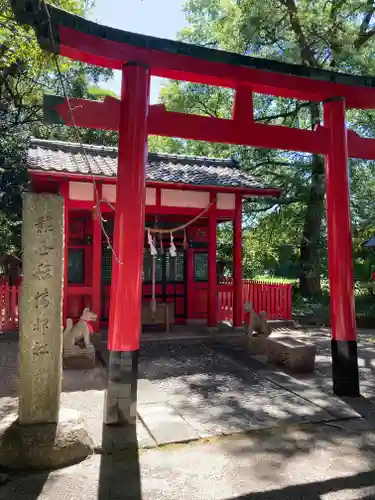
[13,0,375,423]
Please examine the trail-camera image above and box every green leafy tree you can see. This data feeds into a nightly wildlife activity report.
[0,0,112,258]
[156,0,375,296]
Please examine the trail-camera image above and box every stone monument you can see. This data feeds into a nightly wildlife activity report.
[0,194,94,469]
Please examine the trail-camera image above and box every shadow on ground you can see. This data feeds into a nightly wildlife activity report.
[225,469,375,499]
[98,424,142,500]
[0,470,50,500]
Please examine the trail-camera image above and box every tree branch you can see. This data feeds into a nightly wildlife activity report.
[257,101,310,123]
[279,0,317,66]
[355,0,375,49]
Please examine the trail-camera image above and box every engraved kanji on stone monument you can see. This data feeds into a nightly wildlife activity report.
[19,194,64,425]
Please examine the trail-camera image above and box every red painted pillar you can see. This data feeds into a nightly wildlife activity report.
[104,63,150,425]
[233,193,243,328]
[208,193,217,328]
[60,181,69,328]
[323,97,359,397]
[233,85,254,124]
[92,184,102,332]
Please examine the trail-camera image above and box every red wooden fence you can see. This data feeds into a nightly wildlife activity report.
[217,279,293,323]
[0,279,292,333]
[217,280,234,323]
[0,282,20,332]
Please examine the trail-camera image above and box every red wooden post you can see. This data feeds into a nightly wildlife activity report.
[269,285,273,319]
[11,286,16,329]
[275,285,278,319]
[4,282,9,331]
[232,89,249,329]
[255,281,260,314]
[233,85,254,124]
[217,291,222,322]
[105,63,150,425]
[229,290,233,323]
[281,284,285,320]
[274,285,278,319]
[92,183,102,332]
[0,285,3,332]
[232,193,243,327]
[186,244,194,321]
[16,285,20,327]
[323,97,359,397]
[288,285,292,320]
[208,193,217,328]
[284,285,288,319]
[287,285,292,320]
[60,182,69,328]
[257,281,261,313]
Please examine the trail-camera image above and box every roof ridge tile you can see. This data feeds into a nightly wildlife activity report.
[27,139,277,192]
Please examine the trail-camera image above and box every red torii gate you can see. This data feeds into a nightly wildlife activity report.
[13,0,375,423]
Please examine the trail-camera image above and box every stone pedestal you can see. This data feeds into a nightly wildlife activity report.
[19,194,64,425]
[245,337,269,355]
[0,409,94,469]
[232,326,245,334]
[267,337,316,373]
[63,345,96,370]
[206,326,219,335]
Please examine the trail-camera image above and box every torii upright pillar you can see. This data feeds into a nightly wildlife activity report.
[104,63,150,425]
[324,97,360,397]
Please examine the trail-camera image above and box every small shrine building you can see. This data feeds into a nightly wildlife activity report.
[26,138,281,331]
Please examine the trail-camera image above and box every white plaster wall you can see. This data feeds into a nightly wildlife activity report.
[101,185,156,205]
[161,189,209,208]
[146,188,156,205]
[217,193,235,210]
[102,184,116,203]
[69,181,94,201]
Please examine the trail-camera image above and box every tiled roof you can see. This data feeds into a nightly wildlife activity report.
[27,138,270,191]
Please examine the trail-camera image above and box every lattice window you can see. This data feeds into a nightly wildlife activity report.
[143,251,163,282]
[101,246,113,285]
[165,250,185,282]
[101,247,186,284]
[68,248,85,284]
[194,252,208,282]
[102,218,114,240]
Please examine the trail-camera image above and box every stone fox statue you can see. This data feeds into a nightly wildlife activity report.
[63,308,97,350]
[243,301,272,338]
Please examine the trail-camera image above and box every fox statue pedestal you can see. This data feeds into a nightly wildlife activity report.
[63,344,96,370]
[63,308,97,370]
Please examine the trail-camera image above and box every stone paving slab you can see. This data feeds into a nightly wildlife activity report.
[138,403,199,445]
[210,342,361,420]
[138,343,352,440]
[60,388,156,450]
[137,378,166,404]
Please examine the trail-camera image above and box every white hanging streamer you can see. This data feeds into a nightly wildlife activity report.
[159,233,164,254]
[148,228,157,256]
[151,256,156,315]
[147,229,157,315]
[169,233,177,258]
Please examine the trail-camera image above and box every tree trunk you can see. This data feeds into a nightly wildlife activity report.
[299,104,325,297]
